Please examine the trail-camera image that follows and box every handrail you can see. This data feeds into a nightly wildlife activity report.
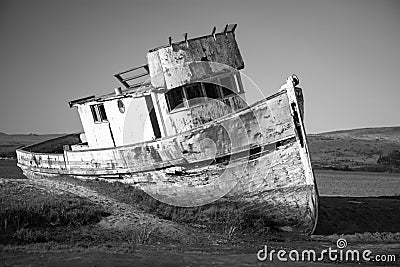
[114,64,149,88]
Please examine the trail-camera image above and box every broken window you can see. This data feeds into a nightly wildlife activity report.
[185,83,204,106]
[166,87,185,112]
[90,104,108,123]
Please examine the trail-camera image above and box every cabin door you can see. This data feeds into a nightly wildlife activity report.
[144,95,161,139]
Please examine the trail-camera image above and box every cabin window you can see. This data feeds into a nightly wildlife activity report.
[117,99,125,113]
[90,105,99,122]
[206,75,239,98]
[98,104,108,121]
[185,83,204,106]
[166,87,185,111]
[204,83,221,99]
[165,74,242,112]
[90,104,108,123]
[222,86,235,97]
[205,78,235,98]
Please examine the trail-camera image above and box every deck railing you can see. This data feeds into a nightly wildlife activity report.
[114,64,150,89]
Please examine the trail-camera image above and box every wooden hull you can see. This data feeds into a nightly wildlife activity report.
[16,87,318,235]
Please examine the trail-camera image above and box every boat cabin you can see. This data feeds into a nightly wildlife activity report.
[69,24,246,150]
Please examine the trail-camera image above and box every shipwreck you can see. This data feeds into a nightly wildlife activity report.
[16,24,318,235]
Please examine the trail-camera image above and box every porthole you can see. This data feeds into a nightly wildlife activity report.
[118,100,125,113]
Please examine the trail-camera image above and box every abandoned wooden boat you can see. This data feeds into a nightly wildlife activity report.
[16,24,318,235]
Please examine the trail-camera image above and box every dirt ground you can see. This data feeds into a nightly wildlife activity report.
[0,162,399,266]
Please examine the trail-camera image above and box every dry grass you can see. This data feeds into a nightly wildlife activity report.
[54,176,276,238]
[0,181,110,244]
[131,222,155,244]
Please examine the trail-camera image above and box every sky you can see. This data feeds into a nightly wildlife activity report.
[0,0,399,134]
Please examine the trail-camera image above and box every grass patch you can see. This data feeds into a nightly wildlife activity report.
[54,177,276,237]
[0,181,110,244]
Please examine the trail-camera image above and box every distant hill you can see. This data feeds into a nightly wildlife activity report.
[308,126,400,172]
[0,133,64,158]
[314,126,400,141]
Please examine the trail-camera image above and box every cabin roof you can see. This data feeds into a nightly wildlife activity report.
[148,24,238,53]
[69,81,154,107]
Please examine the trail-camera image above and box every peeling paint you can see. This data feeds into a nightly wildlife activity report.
[147,32,244,90]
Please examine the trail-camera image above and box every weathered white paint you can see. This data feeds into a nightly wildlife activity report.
[147,32,244,90]
[76,96,156,149]
[77,104,114,149]
[121,97,155,145]
[70,144,89,151]
[151,72,246,136]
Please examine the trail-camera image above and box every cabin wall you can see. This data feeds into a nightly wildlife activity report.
[76,96,155,149]
[145,27,247,137]
[147,31,244,90]
[77,105,115,149]
[159,94,247,135]
[116,97,155,145]
[153,72,247,136]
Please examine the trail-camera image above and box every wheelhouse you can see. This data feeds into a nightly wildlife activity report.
[69,24,246,150]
